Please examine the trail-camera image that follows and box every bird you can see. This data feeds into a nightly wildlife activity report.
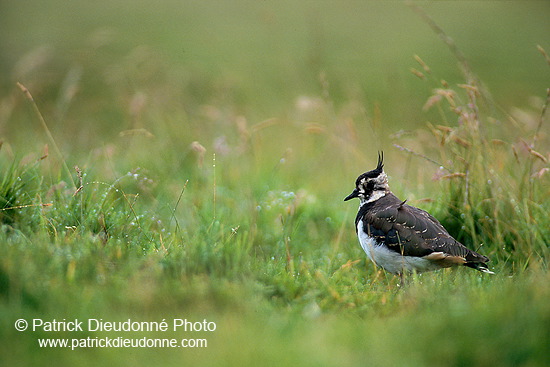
[344,152,493,277]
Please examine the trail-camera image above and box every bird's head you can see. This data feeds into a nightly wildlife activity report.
[344,152,389,204]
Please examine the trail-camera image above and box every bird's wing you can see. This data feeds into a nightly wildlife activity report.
[360,197,485,262]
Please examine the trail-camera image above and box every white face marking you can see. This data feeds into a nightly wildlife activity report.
[363,190,387,204]
[356,172,389,204]
[373,172,388,187]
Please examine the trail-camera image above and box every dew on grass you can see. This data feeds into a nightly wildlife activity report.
[96,274,106,284]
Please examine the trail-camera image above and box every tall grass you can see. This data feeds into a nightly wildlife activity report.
[0,3,549,366]
[393,45,549,273]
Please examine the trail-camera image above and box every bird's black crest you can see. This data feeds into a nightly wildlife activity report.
[376,151,384,172]
[357,151,385,181]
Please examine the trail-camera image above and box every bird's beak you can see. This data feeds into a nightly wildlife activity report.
[344,189,359,201]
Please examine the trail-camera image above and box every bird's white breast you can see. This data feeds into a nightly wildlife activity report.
[356,218,441,274]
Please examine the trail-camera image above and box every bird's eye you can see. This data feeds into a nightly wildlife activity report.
[366,181,375,190]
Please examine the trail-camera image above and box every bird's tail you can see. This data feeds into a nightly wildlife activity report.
[465,262,495,274]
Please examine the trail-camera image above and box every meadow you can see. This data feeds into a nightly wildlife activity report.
[0,1,549,366]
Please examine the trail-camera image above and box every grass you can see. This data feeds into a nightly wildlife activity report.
[1,1,549,366]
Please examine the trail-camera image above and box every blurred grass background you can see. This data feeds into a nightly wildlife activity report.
[0,1,549,366]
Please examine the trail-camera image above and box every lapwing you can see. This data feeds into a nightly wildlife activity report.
[344,152,493,277]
